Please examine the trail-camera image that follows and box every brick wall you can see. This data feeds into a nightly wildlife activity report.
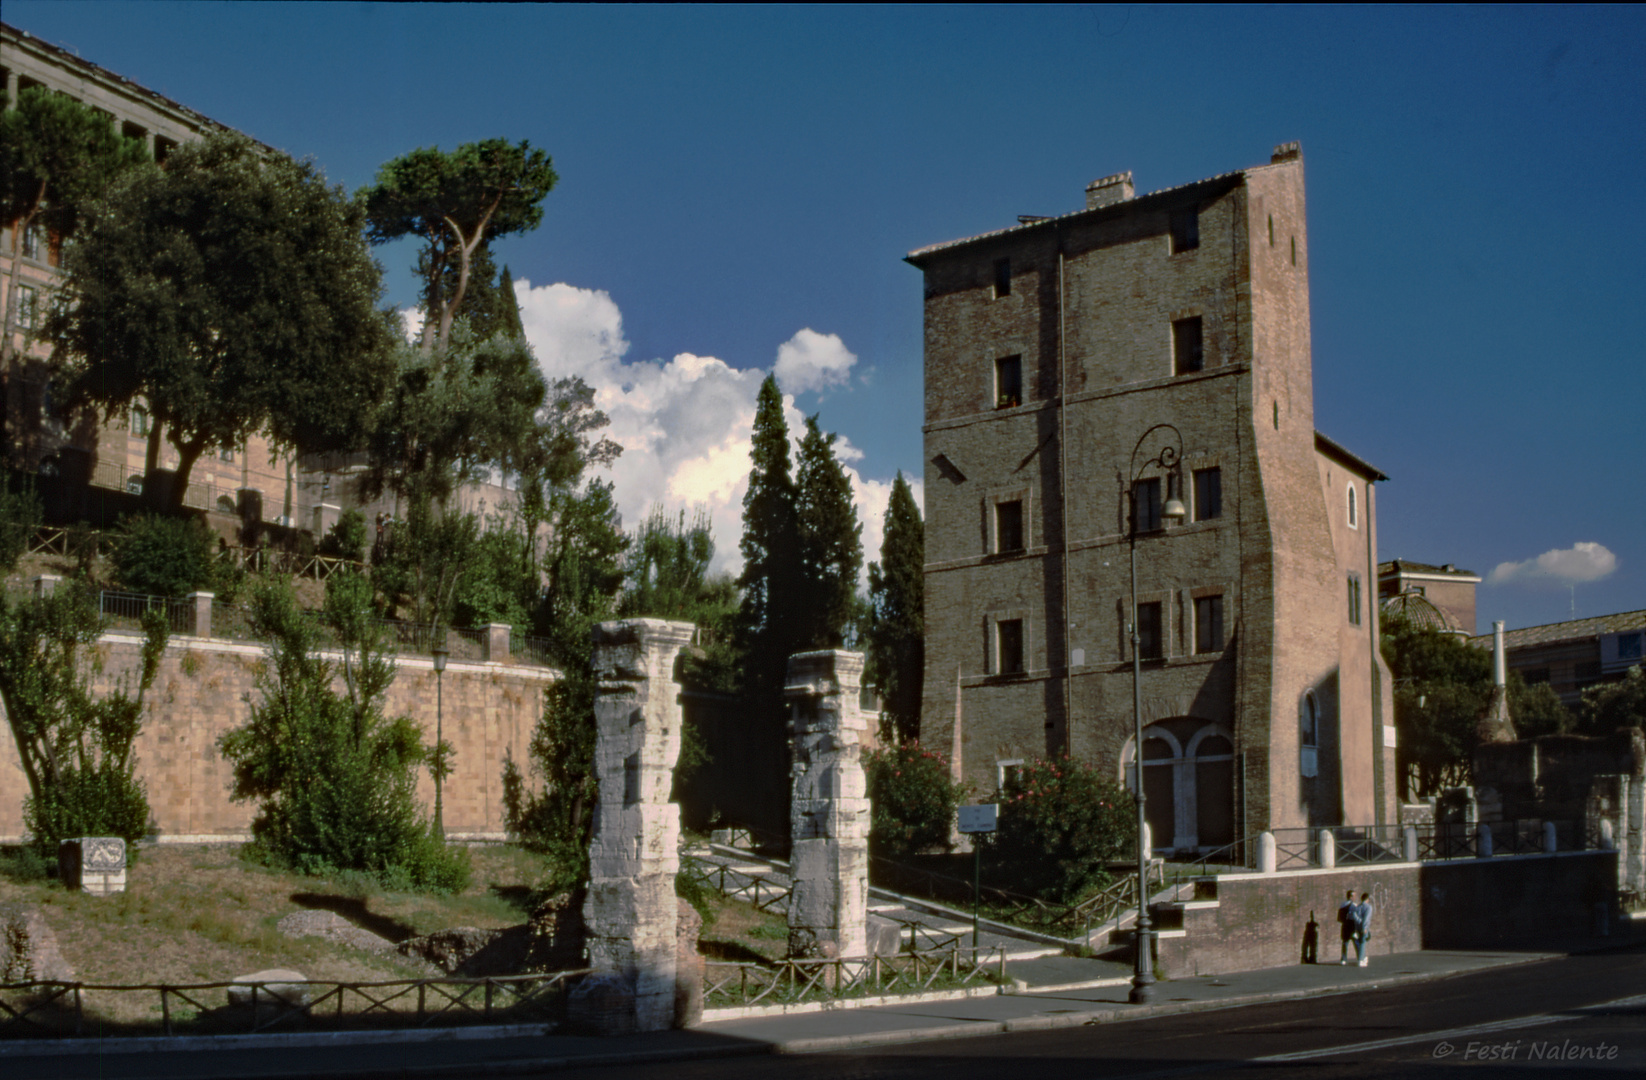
[0,633,550,842]
[1155,851,1618,976]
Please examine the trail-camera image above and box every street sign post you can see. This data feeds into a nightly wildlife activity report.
[957,804,998,949]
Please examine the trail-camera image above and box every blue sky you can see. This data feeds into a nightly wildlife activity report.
[11,3,1644,633]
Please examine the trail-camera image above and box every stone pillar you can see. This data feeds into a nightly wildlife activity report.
[483,623,511,663]
[32,574,60,599]
[1598,818,1615,850]
[188,591,214,638]
[576,618,694,1034]
[1477,821,1494,857]
[1403,825,1419,863]
[312,502,341,540]
[1317,828,1336,869]
[1544,820,1558,854]
[785,650,870,961]
[1257,831,1277,873]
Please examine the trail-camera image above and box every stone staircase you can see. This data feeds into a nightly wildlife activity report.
[685,842,1133,992]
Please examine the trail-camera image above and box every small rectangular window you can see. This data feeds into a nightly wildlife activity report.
[993,257,1011,298]
[997,619,1024,674]
[219,446,235,463]
[1133,477,1161,533]
[1136,602,1163,660]
[1619,632,1643,661]
[1347,574,1362,626]
[130,406,149,437]
[995,354,1022,408]
[21,224,44,261]
[1195,595,1224,654]
[995,500,1024,553]
[1193,467,1222,521]
[1172,317,1204,375]
[1170,207,1199,253]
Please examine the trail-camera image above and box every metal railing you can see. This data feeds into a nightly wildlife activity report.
[681,852,792,912]
[703,945,1004,1010]
[510,630,554,668]
[98,590,194,635]
[0,970,589,1039]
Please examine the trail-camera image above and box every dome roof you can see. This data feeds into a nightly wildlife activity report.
[1380,590,1465,635]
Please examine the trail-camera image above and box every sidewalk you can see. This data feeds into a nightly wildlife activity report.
[0,946,1601,1080]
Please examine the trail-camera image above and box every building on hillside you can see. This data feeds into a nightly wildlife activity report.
[1472,610,1646,710]
[906,143,1396,850]
[1377,560,1479,636]
[0,22,298,526]
[1,22,518,550]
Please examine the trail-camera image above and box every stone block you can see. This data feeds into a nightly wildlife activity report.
[227,969,313,1009]
[866,914,902,957]
[58,837,127,895]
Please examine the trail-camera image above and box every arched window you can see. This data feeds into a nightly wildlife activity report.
[1346,483,1358,529]
[129,404,150,436]
[1122,719,1235,853]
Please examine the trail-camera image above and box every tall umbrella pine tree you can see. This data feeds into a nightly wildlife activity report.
[737,376,802,706]
[868,472,924,743]
[795,415,863,650]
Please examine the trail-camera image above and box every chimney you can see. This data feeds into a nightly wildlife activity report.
[1085,171,1134,210]
[1271,141,1302,164]
[1492,620,1507,687]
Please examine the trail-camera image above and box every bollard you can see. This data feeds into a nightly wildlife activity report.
[1544,820,1558,855]
[1258,831,1277,874]
[1403,825,1419,863]
[1317,828,1336,869]
[1599,819,1616,850]
[1476,821,1493,858]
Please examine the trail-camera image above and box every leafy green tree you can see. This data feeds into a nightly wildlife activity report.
[620,507,740,692]
[865,741,960,858]
[1579,665,1646,736]
[981,757,1133,905]
[451,520,532,631]
[50,133,396,510]
[319,509,369,563]
[0,85,150,368]
[113,513,219,597]
[219,574,468,890]
[0,582,165,856]
[794,416,863,649]
[1382,612,1571,797]
[372,500,480,627]
[358,139,556,352]
[867,472,924,743]
[737,376,803,704]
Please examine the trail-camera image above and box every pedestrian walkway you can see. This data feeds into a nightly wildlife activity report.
[0,947,1585,1079]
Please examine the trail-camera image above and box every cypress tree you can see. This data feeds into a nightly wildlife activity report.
[795,415,863,649]
[737,375,802,703]
[868,472,924,742]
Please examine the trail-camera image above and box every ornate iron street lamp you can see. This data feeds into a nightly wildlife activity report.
[1127,423,1186,1004]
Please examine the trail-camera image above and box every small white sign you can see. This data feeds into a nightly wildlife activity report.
[1383,724,1398,748]
[957,803,998,834]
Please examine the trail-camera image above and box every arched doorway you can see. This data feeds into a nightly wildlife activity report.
[1122,719,1235,853]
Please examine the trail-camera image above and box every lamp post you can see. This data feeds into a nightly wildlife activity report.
[1127,423,1186,1005]
[432,644,448,841]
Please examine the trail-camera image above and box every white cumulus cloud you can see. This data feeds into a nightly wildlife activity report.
[773,328,858,395]
[1486,542,1619,586]
[512,278,914,583]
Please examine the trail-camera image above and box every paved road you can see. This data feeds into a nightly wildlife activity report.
[10,947,1640,1079]
[538,949,1645,1080]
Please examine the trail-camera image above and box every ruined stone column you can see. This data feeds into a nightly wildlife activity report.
[578,618,695,1033]
[785,650,869,960]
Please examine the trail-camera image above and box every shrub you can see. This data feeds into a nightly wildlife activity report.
[0,483,43,575]
[218,575,469,892]
[981,757,1134,905]
[115,513,219,596]
[866,740,963,857]
[0,584,165,859]
[319,509,368,562]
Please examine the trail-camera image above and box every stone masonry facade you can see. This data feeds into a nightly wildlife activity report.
[908,144,1395,846]
[0,631,549,842]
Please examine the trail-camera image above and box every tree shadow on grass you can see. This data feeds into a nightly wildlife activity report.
[487,883,541,918]
[697,939,777,964]
[289,893,419,943]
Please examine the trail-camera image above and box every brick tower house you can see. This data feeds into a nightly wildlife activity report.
[907,143,1394,849]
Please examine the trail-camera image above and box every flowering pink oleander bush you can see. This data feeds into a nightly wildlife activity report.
[865,741,963,857]
[981,757,1135,904]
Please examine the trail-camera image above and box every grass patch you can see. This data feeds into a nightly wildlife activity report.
[0,842,568,1030]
